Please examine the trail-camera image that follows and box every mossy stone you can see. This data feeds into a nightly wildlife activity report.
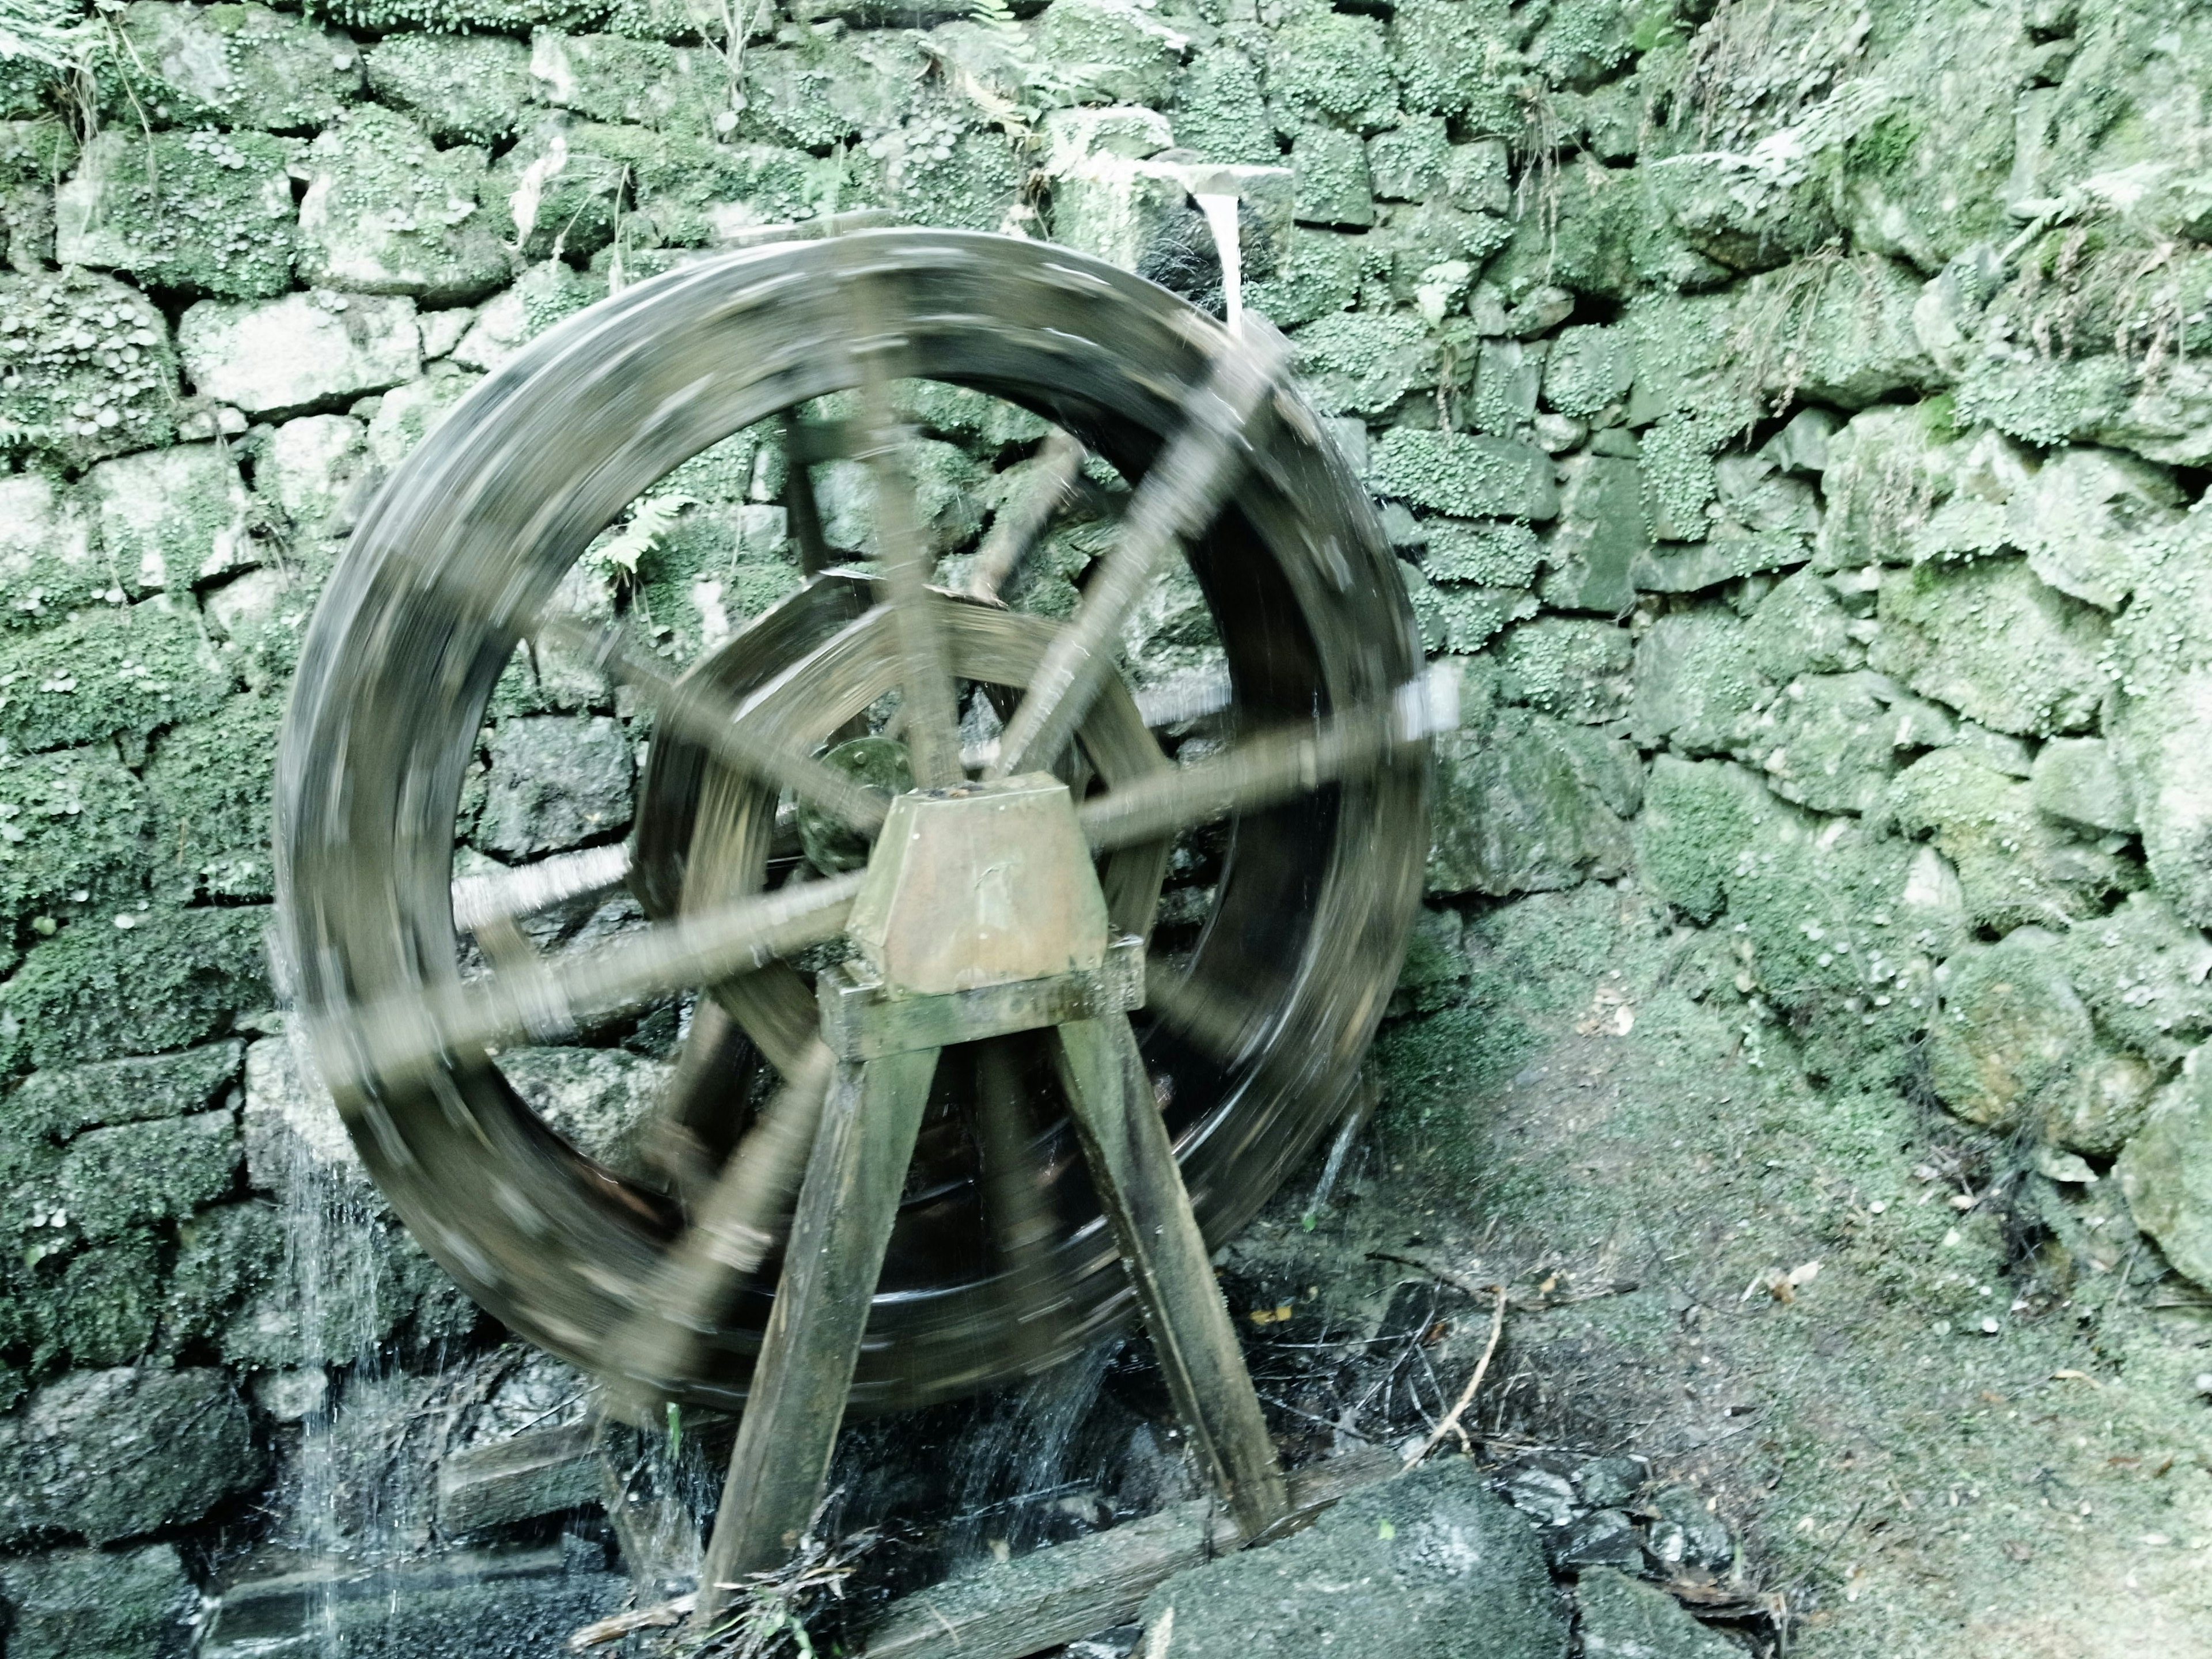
[1869,556,2108,738]
[162,1196,284,1353]
[1290,312,1434,417]
[1422,518,1541,587]
[1388,0,1514,128]
[0,904,272,1071]
[55,128,298,299]
[1370,427,1558,520]
[2055,892,2212,1066]
[1245,227,1362,327]
[1886,747,2137,933]
[41,1230,163,1365]
[1290,123,1373,229]
[528,30,720,134]
[117,1,364,133]
[1926,933,2096,1131]
[0,1365,262,1545]
[365,32,534,146]
[1267,10,1396,134]
[0,1542,199,1659]
[143,692,284,902]
[0,270,178,469]
[1495,616,1632,722]
[1368,115,1449,203]
[2117,1065,2212,1293]
[5,1040,241,1141]
[297,105,510,304]
[56,1108,238,1240]
[1428,704,1638,897]
[0,743,151,927]
[736,33,928,152]
[1175,44,1277,166]
[1628,609,1764,755]
[0,599,230,758]
[1031,0,1188,110]
[86,441,256,597]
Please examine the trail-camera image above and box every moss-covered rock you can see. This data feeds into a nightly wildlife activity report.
[1175,44,1275,166]
[1031,0,1187,110]
[2054,893,2212,1068]
[142,692,283,902]
[1388,0,1516,128]
[179,289,420,419]
[1927,931,2096,1130]
[477,714,634,858]
[364,32,535,146]
[1496,616,1631,723]
[1289,123,1373,229]
[1289,312,1434,416]
[312,0,607,35]
[0,472,101,632]
[0,1365,262,1545]
[1628,608,1764,755]
[161,1195,283,1353]
[38,1230,162,1365]
[0,904,271,1071]
[2006,444,2183,612]
[297,106,510,304]
[0,744,150,928]
[1370,427,1558,520]
[1886,747,2136,932]
[0,1541,199,1659]
[117,0,363,133]
[1737,671,1919,816]
[0,599,230,757]
[1541,453,1649,613]
[5,1041,240,1141]
[54,1108,237,1239]
[1427,704,1639,897]
[86,442,256,597]
[0,270,178,469]
[1869,556,2107,738]
[529,29,724,133]
[736,32,926,151]
[1244,226,1362,327]
[55,127,298,300]
[2118,1062,2212,1292]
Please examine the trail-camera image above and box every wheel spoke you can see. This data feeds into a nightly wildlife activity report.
[535,615,888,837]
[315,872,863,1092]
[975,1039,1058,1293]
[987,321,1291,781]
[963,429,1086,603]
[614,1039,838,1395]
[853,369,965,788]
[781,410,836,576]
[1078,666,1458,853]
[450,842,633,935]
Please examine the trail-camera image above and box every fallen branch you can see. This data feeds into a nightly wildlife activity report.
[1403,1283,1508,1470]
[1365,1252,1637,1313]
[569,1593,694,1649]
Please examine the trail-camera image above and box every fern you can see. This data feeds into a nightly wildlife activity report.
[591,493,696,584]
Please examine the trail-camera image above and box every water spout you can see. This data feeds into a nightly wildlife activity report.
[1194,193,1244,335]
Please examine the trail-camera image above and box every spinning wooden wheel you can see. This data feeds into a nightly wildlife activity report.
[273,227,1438,1600]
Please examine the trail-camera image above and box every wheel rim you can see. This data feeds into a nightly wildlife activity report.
[275,229,1428,1412]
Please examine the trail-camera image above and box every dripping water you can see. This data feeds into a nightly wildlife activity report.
[1194,193,1245,335]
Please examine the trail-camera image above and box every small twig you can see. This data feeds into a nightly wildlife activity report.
[1404,1283,1508,1469]
[1369,1252,1639,1314]
[569,1593,695,1650]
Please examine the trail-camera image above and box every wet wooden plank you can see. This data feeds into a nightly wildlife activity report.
[861,1449,1399,1658]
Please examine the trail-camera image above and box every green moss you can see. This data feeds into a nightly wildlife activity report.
[296,104,509,304]
[0,600,230,758]
[1175,45,1277,166]
[5,1041,241,1142]
[1953,353,2134,449]
[1289,312,1435,416]
[883,124,1019,233]
[162,1198,284,1354]
[38,1231,161,1366]
[0,744,150,929]
[363,32,533,146]
[57,1109,238,1240]
[0,905,271,1071]
[1245,228,1362,327]
[1370,427,1558,520]
[1869,556,2108,738]
[1268,11,1398,134]
[0,270,178,469]
[1495,616,1633,722]
[1387,0,1513,127]
[1290,123,1373,229]
[115,1,363,132]
[1422,518,1541,586]
[307,0,607,36]
[1842,111,1919,181]
[1638,412,1719,541]
[1029,0,1185,109]
[142,694,282,903]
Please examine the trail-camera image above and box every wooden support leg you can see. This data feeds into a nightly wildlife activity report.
[695,1046,939,1623]
[1052,1016,1288,1540]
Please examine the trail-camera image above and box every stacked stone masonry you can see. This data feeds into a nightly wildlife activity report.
[6,0,2212,1641]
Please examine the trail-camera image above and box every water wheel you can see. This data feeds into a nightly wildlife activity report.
[273,229,1435,1441]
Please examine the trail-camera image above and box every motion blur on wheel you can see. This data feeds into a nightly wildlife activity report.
[273,226,1439,1416]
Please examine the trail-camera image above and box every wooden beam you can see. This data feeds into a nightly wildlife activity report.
[694,1047,939,1622]
[1053,1016,1288,1541]
[860,1449,1399,1658]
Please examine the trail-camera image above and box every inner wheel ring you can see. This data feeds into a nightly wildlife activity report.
[274,230,1427,1412]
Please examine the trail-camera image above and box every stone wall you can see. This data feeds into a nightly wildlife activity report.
[5,0,2212,1645]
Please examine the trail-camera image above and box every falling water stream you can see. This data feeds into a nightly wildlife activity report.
[1194,193,1245,335]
